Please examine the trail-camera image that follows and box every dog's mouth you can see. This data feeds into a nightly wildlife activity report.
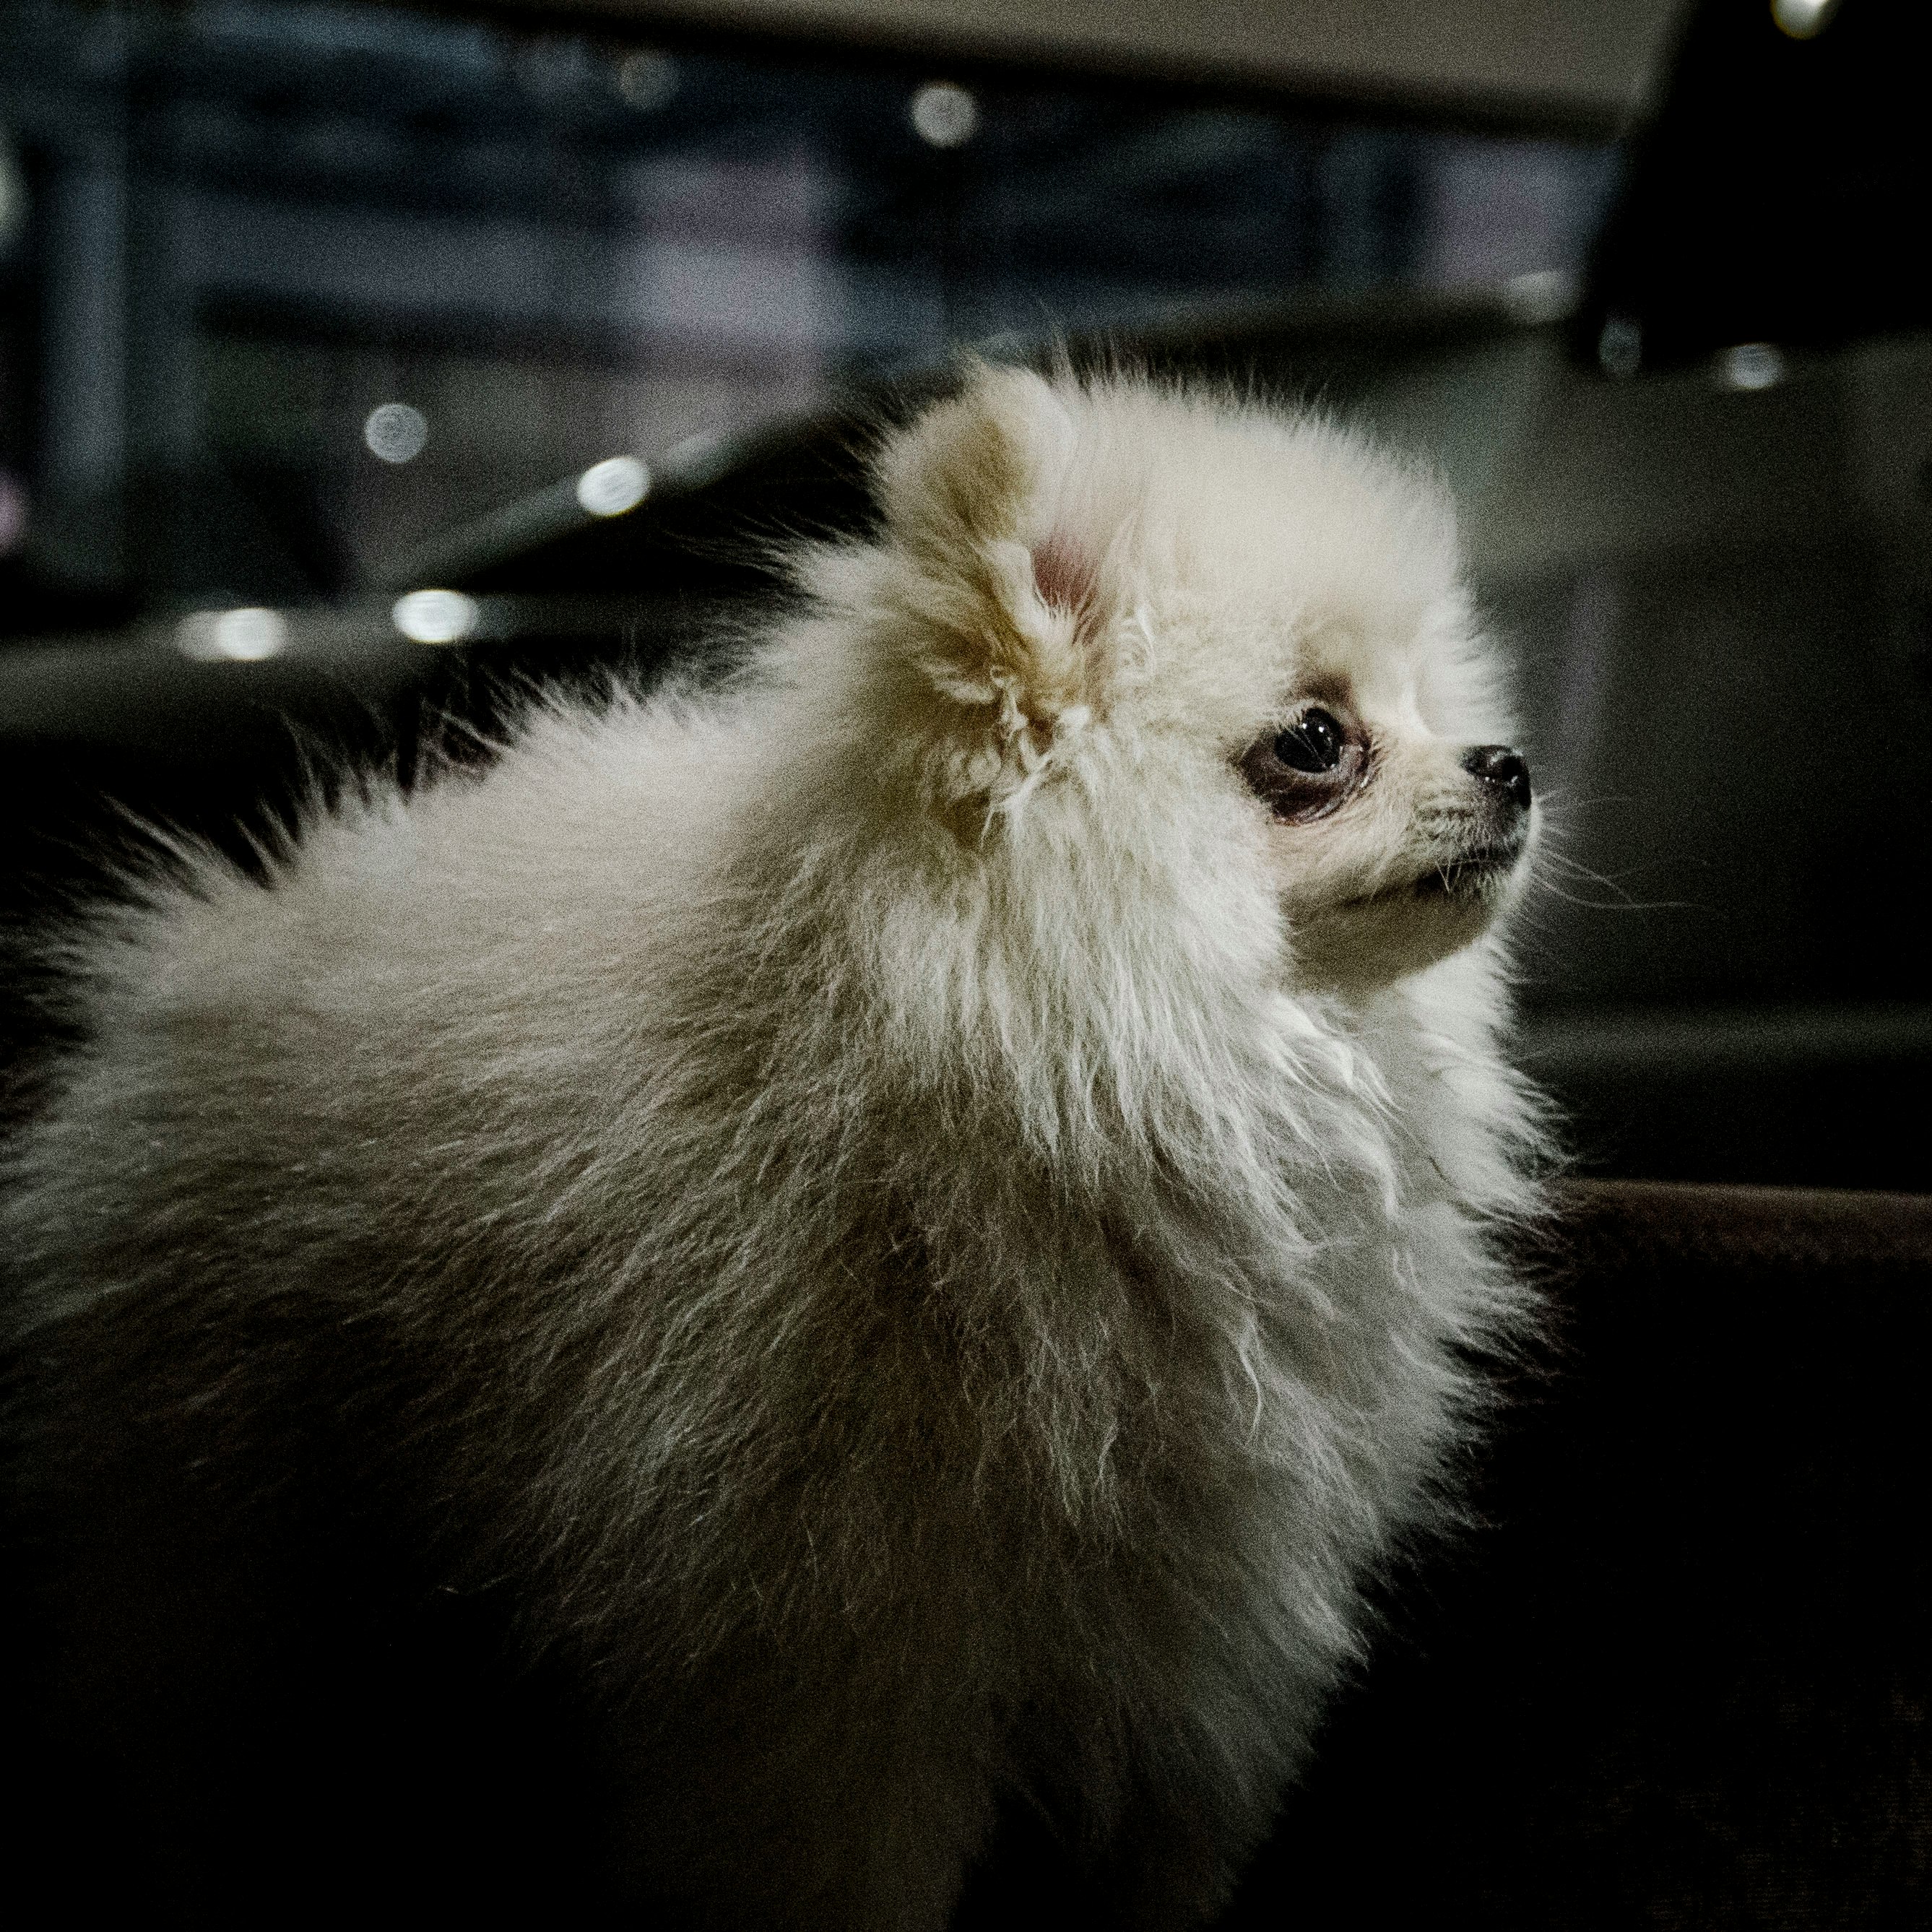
[1344,842,1524,911]
[1408,845,1522,898]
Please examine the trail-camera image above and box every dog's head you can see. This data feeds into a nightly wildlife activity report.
[837,364,1534,995]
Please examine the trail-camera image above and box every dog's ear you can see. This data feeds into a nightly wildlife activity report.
[873,366,1101,764]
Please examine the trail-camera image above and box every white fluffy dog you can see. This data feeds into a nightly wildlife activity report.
[3,368,1541,1926]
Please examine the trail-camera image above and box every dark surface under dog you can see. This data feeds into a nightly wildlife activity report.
[4,1177,1927,1926]
[1216,1179,1932,1932]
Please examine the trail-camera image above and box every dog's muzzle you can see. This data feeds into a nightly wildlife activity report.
[1416,745,1533,898]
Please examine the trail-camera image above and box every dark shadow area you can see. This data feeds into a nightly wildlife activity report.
[1224,1180,1932,1929]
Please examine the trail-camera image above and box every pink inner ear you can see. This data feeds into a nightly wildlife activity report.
[1031,533,1099,618]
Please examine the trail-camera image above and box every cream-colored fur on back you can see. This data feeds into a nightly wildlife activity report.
[3,369,1542,1928]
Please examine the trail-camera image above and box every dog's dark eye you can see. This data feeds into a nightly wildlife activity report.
[1273,710,1343,774]
[1238,706,1366,822]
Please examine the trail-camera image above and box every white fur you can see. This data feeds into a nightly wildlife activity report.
[3,370,1543,1927]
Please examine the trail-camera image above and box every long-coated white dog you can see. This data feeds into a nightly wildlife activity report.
[4,367,1542,1926]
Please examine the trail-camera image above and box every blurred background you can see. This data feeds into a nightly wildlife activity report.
[1,0,1928,1187]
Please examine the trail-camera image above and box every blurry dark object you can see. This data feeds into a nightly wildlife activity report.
[446,290,1535,607]
[1578,0,1932,371]
[0,0,1613,640]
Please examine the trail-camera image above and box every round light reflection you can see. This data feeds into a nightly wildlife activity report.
[365,402,429,465]
[576,455,650,519]
[177,607,288,662]
[392,588,480,646]
[1772,0,1838,39]
[910,82,979,150]
[1719,342,1787,391]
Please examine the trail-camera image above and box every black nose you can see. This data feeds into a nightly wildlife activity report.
[1462,744,1533,812]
